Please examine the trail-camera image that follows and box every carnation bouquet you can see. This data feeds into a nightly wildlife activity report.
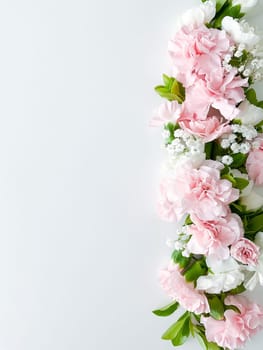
[152,1,263,349]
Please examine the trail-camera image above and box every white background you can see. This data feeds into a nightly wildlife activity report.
[0,0,263,349]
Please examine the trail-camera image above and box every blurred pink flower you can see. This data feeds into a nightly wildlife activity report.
[231,238,260,266]
[160,262,209,314]
[150,101,181,127]
[201,295,263,349]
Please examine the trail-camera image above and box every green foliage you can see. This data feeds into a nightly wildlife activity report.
[230,153,248,168]
[245,88,263,109]
[155,74,185,103]
[246,213,263,234]
[226,283,246,295]
[152,301,179,317]
[207,295,225,320]
[194,323,223,350]
[184,215,193,225]
[171,250,190,269]
[205,142,214,159]
[230,50,249,68]
[215,0,228,12]
[162,311,190,346]
[221,173,249,190]
[184,259,208,283]
[208,0,244,29]
[164,122,179,144]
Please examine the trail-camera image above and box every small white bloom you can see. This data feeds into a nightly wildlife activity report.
[231,142,241,153]
[232,124,242,133]
[239,142,251,154]
[237,100,263,125]
[221,138,231,149]
[234,50,243,58]
[221,155,233,165]
[174,129,185,138]
[228,133,237,142]
[243,68,251,77]
[179,0,216,28]
[222,17,260,50]
[232,0,258,11]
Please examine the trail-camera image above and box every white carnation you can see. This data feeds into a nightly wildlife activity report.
[196,257,244,293]
[240,184,263,210]
[232,0,258,11]
[237,100,263,125]
[222,16,260,50]
[179,0,216,28]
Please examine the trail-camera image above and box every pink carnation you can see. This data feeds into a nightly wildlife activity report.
[160,262,209,314]
[179,104,231,142]
[186,214,244,260]
[157,161,239,222]
[201,295,263,349]
[231,238,260,266]
[246,135,263,185]
[206,67,247,119]
[168,25,231,87]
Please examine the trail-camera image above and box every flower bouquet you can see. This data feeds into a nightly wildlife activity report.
[152,1,263,349]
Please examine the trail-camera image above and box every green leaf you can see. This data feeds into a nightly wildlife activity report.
[231,153,247,168]
[234,177,249,190]
[207,341,223,350]
[172,250,190,269]
[185,215,193,225]
[225,4,242,18]
[246,213,263,233]
[211,2,244,28]
[152,301,179,317]
[230,202,247,216]
[205,142,214,159]
[155,75,185,103]
[196,332,208,350]
[225,304,241,313]
[227,283,246,295]
[216,0,228,12]
[162,311,189,340]
[163,74,171,86]
[171,317,190,346]
[184,259,207,282]
[245,88,263,109]
[221,173,236,186]
[207,296,225,320]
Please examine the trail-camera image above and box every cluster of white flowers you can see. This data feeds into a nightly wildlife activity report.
[165,129,204,159]
[220,124,258,154]
[222,16,263,81]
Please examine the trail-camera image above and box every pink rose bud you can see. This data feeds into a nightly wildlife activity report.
[231,238,260,266]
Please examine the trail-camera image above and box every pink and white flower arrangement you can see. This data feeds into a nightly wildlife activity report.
[152,1,263,349]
